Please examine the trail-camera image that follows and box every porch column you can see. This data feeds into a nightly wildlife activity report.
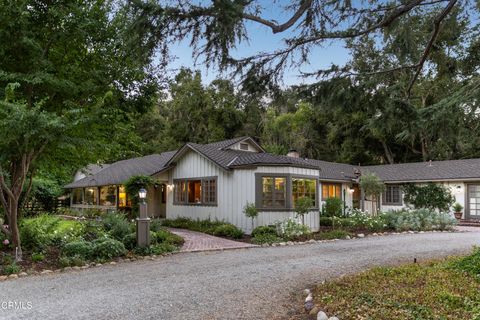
[360,188,365,211]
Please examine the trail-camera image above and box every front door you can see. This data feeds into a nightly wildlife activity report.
[466,184,480,220]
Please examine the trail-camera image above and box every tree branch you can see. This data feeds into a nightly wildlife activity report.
[406,0,457,96]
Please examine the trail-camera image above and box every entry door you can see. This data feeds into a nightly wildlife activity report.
[467,185,480,220]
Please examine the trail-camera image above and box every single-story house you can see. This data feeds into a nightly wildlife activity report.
[65,136,480,233]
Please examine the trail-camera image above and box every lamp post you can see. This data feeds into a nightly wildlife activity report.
[136,188,150,247]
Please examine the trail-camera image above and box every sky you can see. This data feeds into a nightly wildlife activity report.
[163,1,352,86]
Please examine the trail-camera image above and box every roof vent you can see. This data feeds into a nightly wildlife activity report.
[287,149,300,158]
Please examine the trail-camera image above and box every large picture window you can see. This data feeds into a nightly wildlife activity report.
[72,188,83,205]
[261,177,287,208]
[100,185,117,206]
[321,183,341,200]
[173,177,217,206]
[292,178,317,207]
[383,185,402,205]
[84,187,97,205]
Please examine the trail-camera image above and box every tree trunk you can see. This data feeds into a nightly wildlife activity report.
[9,200,22,261]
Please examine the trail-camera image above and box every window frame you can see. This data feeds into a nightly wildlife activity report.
[383,184,403,206]
[173,176,218,206]
[292,177,318,208]
[99,185,117,207]
[321,183,342,201]
[255,173,319,211]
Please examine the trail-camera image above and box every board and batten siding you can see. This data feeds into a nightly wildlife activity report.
[165,151,336,233]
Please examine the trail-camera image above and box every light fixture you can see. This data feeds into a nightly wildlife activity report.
[167,184,174,191]
[138,188,147,200]
[348,187,355,194]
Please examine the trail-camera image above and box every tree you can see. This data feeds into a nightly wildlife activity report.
[125,175,157,215]
[243,202,258,231]
[295,197,313,225]
[0,0,157,260]
[359,173,386,214]
[131,0,470,96]
[403,183,455,212]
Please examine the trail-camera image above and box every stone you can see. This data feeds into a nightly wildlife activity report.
[81,265,89,269]
[279,242,287,246]
[303,288,311,296]
[63,267,73,272]
[261,243,269,247]
[287,241,294,246]
[419,231,425,234]
[357,233,365,238]
[18,272,28,277]
[304,301,314,312]
[345,235,351,240]
[0,275,8,281]
[8,274,18,279]
[328,317,339,320]
[110,262,117,265]
[309,307,319,316]
[305,294,313,302]
[72,266,81,271]
[408,231,415,234]
[308,239,316,243]
[372,233,378,236]
[317,311,328,320]
[95,263,102,267]
[54,269,62,273]
[41,270,53,275]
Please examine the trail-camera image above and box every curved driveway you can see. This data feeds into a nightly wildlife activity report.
[1,231,479,320]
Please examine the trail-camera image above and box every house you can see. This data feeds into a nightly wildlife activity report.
[65,137,480,233]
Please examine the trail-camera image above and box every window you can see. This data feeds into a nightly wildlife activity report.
[99,185,116,206]
[384,185,402,205]
[292,178,317,207]
[240,142,249,151]
[118,186,131,208]
[72,188,83,205]
[84,187,97,205]
[322,183,341,200]
[261,177,287,208]
[173,177,217,205]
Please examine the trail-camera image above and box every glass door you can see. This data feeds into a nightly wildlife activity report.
[467,185,480,219]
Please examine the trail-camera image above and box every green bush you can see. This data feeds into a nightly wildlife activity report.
[82,221,108,241]
[317,230,351,240]
[324,197,343,217]
[251,225,277,237]
[91,238,126,260]
[62,241,94,259]
[134,243,178,255]
[319,216,333,226]
[451,247,480,277]
[31,252,45,262]
[383,209,456,231]
[102,213,133,241]
[122,233,138,250]
[153,229,184,246]
[213,224,244,239]
[3,262,20,275]
[403,183,455,212]
[251,233,281,244]
[275,218,310,240]
[150,219,164,232]
[59,255,86,267]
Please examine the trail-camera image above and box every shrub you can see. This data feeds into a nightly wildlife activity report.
[91,238,126,260]
[51,220,85,246]
[82,221,108,241]
[134,243,178,255]
[3,262,20,275]
[213,224,244,239]
[150,219,164,232]
[453,203,463,212]
[122,233,138,250]
[31,252,45,262]
[384,209,456,231]
[82,208,105,219]
[153,229,184,246]
[275,218,310,240]
[243,202,258,230]
[403,183,455,212]
[295,197,314,225]
[102,213,133,241]
[162,217,239,238]
[251,225,277,237]
[317,230,351,240]
[62,241,94,259]
[359,172,386,214]
[59,255,86,267]
[251,233,281,244]
[319,216,333,227]
[324,197,343,217]
[19,214,61,250]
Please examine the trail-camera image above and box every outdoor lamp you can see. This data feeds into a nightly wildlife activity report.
[348,187,355,194]
[138,188,147,200]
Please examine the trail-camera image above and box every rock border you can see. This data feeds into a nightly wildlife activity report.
[303,288,339,320]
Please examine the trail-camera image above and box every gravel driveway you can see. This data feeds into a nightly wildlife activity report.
[1,231,479,320]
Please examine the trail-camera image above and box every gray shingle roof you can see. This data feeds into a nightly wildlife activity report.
[363,158,480,182]
[65,152,176,188]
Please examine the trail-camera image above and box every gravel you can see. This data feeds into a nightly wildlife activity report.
[1,231,479,320]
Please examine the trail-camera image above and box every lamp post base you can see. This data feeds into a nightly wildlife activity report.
[136,218,151,248]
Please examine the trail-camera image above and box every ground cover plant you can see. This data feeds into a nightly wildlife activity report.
[161,218,244,239]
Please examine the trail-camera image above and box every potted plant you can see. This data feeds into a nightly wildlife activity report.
[453,203,463,220]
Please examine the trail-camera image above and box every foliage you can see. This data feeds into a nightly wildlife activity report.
[101,213,134,241]
[323,197,343,217]
[31,252,45,262]
[453,203,464,213]
[134,243,178,256]
[243,202,258,230]
[334,209,387,232]
[3,262,21,275]
[59,255,86,268]
[319,216,333,227]
[359,173,385,214]
[91,238,126,260]
[212,224,244,239]
[82,221,108,242]
[62,241,94,260]
[316,230,351,240]
[294,197,313,224]
[150,219,164,232]
[403,183,455,212]
[25,177,63,213]
[153,229,184,246]
[450,247,480,279]
[251,233,282,245]
[383,209,456,232]
[275,218,310,240]
[251,225,277,238]
[124,175,156,212]
[310,256,480,320]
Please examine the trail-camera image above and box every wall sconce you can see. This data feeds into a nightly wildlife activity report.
[455,185,463,194]
[167,184,174,191]
[348,187,355,194]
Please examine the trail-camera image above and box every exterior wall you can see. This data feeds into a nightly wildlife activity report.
[228,140,261,152]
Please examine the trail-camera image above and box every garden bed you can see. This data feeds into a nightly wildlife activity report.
[294,249,480,320]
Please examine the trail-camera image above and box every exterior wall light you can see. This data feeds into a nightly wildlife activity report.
[138,188,147,200]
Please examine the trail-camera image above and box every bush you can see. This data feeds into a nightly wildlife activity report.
[102,213,133,241]
[451,247,480,277]
[153,229,184,246]
[403,183,455,212]
[82,221,108,241]
[213,224,244,239]
[122,233,138,250]
[62,241,94,259]
[150,219,164,232]
[251,225,277,237]
[275,218,311,240]
[31,252,45,262]
[134,243,178,255]
[59,255,86,267]
[383,209,456,231]
[324,197,343,217]
[91,238,126,260]
[251,233,281,245]
[317,230,351,240]
[319,216,333,227]
[3,262,20,275]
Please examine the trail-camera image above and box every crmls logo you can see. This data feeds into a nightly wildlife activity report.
[1,301,33,310]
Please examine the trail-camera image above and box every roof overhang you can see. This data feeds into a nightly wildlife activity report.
[164,143,230,171]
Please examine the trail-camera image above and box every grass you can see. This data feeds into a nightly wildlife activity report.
[306,251,480,320]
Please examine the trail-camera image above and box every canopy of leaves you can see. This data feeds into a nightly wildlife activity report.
[403,183,455,211]
[359,173,386,197]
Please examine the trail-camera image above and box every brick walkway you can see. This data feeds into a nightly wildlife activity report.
[166,228,257,252]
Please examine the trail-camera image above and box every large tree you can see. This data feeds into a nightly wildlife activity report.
[0,0,158,260]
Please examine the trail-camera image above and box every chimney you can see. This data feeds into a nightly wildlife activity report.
[287,149,300,158]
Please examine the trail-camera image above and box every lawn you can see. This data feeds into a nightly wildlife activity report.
[299,249,480,320]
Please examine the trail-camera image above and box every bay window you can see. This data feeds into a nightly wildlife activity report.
[261,177,286,208]
[321,183,341,200]
[84,187,97,205]
[292,178,317,207]
[72,188,83,205]
[100,185,117,206]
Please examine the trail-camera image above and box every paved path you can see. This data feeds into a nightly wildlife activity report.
[167,228,256,252]
[1,231,479,320]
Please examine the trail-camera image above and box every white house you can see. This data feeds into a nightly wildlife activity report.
[65,136,480,233]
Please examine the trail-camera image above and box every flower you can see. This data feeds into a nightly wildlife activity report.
[3,239,9,246]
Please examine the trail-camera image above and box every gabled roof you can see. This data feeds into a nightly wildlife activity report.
[363,158,480,182]
[65,152,176,188]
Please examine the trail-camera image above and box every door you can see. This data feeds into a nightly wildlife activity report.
[467,184,480,220]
